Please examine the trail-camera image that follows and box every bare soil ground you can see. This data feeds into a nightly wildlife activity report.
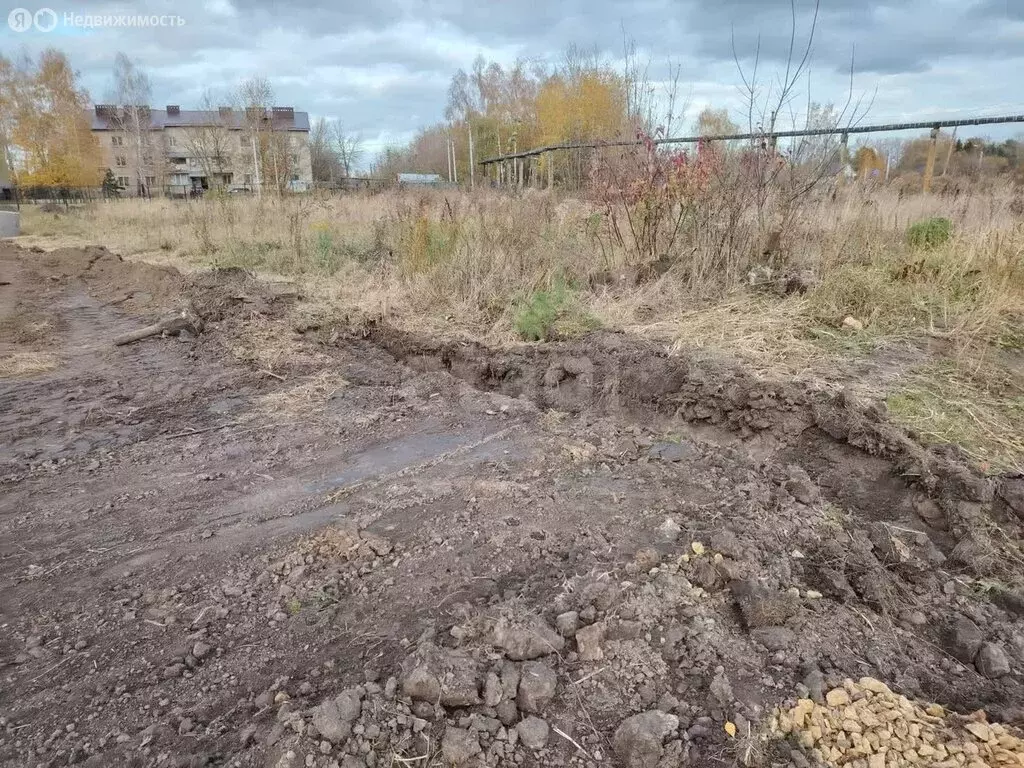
[2,241,1023,768]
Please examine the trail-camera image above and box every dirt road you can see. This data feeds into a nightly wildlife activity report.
[1,242,1023,768]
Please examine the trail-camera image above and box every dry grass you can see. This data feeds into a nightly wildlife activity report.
[887,364,1024,474]
[0,352,59,377]
[17,182,1024,469]
[254,371,351,418]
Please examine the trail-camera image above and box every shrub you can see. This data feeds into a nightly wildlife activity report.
[513,280,601,341]
[906,217,953,249]
[515,283,567,341]
[311,225,342,274]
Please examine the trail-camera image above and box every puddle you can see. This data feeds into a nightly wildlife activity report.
[305,427,516,494]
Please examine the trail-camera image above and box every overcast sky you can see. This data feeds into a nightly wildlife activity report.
[3,0,1023,162]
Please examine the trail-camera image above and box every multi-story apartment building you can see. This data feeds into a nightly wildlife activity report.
[89,104,313,196]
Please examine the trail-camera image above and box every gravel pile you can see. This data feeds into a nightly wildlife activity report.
[772,677,1024,768]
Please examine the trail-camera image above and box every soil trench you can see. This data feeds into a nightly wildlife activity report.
[1,242,1023,768]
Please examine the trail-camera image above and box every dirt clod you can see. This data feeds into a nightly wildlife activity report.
[975,643,1012,678]
[516,661,556,714]
[944,615,986,664]
[516,716,550,750]
[492,617,565,660]
[441,726,482,765]
[613,710,680,768]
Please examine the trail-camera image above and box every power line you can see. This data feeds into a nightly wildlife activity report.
[478,114,1024,165]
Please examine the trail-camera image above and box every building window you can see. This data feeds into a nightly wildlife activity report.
[240,135,247,150]
[167,135,176,147]
[117,176,129,188]
[244,173,252,185]
[115,156,127,167]
[111,135,123,147]
[145,176,156,187]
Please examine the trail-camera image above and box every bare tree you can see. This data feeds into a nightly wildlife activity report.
[330,122,363,178]
[180,90,233,190]
[309,117,338,183]
[108,52,153,196]
[729,0,874,246]
[237,76,294,195]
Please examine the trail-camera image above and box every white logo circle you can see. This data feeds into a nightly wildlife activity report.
[34,7,57,32]
[7,7,33,32]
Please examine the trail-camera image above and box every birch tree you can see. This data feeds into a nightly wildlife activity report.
[108,52,154,196]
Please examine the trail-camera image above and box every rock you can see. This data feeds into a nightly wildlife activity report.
[992,588,1024,618]
[495,699,518,727]
[555,611,579,637]
[470,715,502,735]
[998,478,1024,519]
[708,669,733,708]
[312,688,362,743]
[913,497,947,530]
[483,672,503,707]
[516,716,550,750]
[690,559,721,590]
[402,666,441,702]
[944,616,984,664]
[517,661,557,714]
[492,617,564,660]
[575,621,606,661]
[500,662,520,700]
[192,641,212,660]
[975,643,1011,678]
[657,518,682,542]
[751,627,796,651]
[439,664,481,708]
[402,644,481,708]
[825,688,850,707]
[842,316,864,331]
[634,547,661,571]
[613,711,679,768]
[900,610,928,627]
[859,677,891,694]
[441,726,481,766]
[803,669,825,703]
[411,701,435,720]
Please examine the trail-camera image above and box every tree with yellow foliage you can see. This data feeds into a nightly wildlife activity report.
[535,71,626,146]
[853,146,886,180]
[0,49,102,188]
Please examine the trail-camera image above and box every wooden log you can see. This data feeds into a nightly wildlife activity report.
[113,308,203,346]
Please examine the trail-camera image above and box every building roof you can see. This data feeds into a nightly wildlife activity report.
[88,106,310,132]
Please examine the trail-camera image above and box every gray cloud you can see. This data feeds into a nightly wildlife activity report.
[2,0,1021,163]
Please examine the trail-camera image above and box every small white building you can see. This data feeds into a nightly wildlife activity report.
[397,173,443,186]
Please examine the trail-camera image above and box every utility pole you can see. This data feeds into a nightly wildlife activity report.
[468,120,475,189]
[452,140,458,184]
[941,127,957,178]
[923,127,939,193]
[446,136,453,182]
